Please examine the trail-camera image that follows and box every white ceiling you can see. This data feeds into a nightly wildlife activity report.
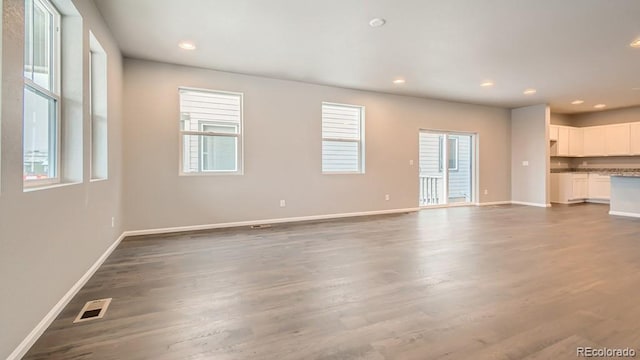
[94,0,640,114]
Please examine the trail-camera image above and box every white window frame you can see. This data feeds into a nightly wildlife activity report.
[439,136,459,172]
[89,31,108,181]
[23,0,62,188]
[321,102,365,174]
[178,87,244,176]
[198,122,239,173]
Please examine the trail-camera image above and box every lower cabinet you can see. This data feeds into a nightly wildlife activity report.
[550,173,610,204]
[588,174,611,200]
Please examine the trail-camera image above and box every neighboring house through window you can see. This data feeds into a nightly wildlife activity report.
[179,88,243,174]
[321,102,365,173]
[23,0,61,186]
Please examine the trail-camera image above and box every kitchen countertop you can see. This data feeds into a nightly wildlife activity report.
[550,168,640,177]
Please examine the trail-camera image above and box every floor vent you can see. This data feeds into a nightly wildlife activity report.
[74,298,112,323]
[250,224,272,229]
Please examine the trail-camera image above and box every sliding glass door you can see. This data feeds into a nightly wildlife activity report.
[419,131,475,207]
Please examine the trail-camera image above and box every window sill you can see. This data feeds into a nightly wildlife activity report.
[179,171,244,177]
[90,178,108,183]
[24,181,82,193]
[322,171,366,175]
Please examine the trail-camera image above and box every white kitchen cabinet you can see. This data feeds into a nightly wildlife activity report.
[605,124,630,156]
[630,123,640,155]
[556,126,570,156]
[583,127,606,157]
[588,174,611,200]
[569,128,583,157]
[572,174,589,200]
[551,173,585,204]
[551,172,611,204]
[549,125,559,141]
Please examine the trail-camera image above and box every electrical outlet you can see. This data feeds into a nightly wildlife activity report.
[279,200,286,208]
[409,160,414,166]
[111,217,115,228]
[385,194,390,201]
[484,189,488,195]
[522,161,529,166]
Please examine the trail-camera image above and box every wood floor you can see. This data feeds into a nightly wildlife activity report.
[24,204,640,359]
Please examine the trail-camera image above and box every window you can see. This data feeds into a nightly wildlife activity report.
[321,102,365,173]
[23,0,60,186]
[439,136,459,171]
[89,32,108,180]
[179,88,243,174]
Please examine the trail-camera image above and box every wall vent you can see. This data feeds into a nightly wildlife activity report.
[74,298,112,323]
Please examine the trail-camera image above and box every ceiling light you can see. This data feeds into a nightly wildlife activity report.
[594,104,607,109]
[523,88,537,95]
[393,79,406,84]
[369,18,386,28]
[630,39,640,48]
[480,81,494,87]
[178,41,196,50]
[571,100,584,105]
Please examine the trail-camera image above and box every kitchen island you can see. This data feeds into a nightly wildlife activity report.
[609,173,640,218]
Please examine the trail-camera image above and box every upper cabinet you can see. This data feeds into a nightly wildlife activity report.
[605,124,630,156]
[631,123,640,155]
[551,122,640,158]
[583,127,606,157]
[569,128,583,157]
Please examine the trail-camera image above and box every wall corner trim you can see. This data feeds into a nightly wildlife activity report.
[122,207,421,238]
[475,201,513,207]
[7,233,127,360]
[511,201,552,208]
[609,211,640,218]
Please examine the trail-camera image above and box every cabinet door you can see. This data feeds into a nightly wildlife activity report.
[605,124,630,156]
[569,128,583,157]
[557,127,570,156]
[630,123,640,155]
[549,126,559,141]
[588,174,611,199]
[583,127,606,157]
[571,175,588,200]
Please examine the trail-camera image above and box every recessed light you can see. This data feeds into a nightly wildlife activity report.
[178,41,196,50]
[480,81,494,87]
[594,104,607,109]
[393,79,406,84]
[369,18,386,28]
[630,39,640,48]
[523,88,537,95]
[571,100,584,105]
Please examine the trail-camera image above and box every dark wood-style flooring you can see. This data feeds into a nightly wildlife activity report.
[24,204,640,359]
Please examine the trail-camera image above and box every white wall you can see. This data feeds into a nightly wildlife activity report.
[0,0,123,358]
[511,104,550,206]
[123,59,512,231]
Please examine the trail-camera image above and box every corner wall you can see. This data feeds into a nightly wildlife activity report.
[122,59,512,232]
[0,0,123,358]
[511,104,550,206]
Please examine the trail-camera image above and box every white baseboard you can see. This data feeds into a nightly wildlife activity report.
[475,201,512,207]
[511,201,552,208]
[123,207,421,237]
[7,232,127,360]
[609,210,640,218]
